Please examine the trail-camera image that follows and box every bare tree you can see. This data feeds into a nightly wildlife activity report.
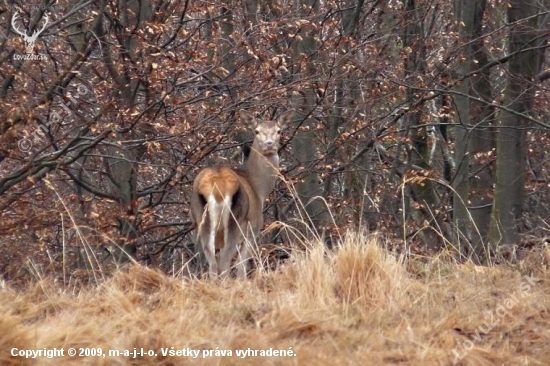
[489,0,547,249]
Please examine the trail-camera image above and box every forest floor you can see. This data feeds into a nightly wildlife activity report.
[1,232,549,365]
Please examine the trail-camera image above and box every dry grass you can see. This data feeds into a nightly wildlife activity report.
[1,232,549,365]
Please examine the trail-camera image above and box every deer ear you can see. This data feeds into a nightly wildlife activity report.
[276,110,294,129]
[239,110,257,129]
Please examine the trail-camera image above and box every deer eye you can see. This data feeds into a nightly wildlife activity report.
[255,129,260,135]
[276,129,281,135]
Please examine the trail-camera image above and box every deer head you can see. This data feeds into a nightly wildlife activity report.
[11,12,49,54]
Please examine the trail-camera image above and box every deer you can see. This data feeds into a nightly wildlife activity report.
[11,12,49,54]
[190,110,293,279]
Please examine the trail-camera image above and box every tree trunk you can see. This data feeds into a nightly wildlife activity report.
[323,0,365,225]
[291,0,331,234]
[403,0,444,250]
[489,0,545,249]
[100,0,153,263]
[453,0,494,261]
[467,0,494,259]
[452,0,474,253]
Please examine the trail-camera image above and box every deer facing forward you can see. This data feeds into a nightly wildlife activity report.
[190,110,293,278]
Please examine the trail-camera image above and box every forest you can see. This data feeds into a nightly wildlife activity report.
[0,0,549,364]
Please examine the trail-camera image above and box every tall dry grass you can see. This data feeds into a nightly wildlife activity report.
[1,232,549,365]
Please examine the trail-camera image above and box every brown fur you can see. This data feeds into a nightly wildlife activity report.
[192,167,254,251]
[195,167,240,203]
[193,167,240,250]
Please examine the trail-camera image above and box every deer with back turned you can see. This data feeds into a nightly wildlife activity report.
[190,110,293,278]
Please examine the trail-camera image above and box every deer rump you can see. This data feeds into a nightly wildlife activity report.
[191,166,262,255]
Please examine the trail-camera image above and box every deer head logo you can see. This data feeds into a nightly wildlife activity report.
[11,12,49,54]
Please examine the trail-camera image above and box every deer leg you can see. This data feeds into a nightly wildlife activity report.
[218,222,243,279]
[193,231,207,273]
[203,226,218,278]
[218,243,237,279]
[236,228,255,279]
[236,247,248,278]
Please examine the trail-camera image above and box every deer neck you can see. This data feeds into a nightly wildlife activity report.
[241,148,279,202]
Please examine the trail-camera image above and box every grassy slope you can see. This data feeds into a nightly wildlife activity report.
[1,233,549,365]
